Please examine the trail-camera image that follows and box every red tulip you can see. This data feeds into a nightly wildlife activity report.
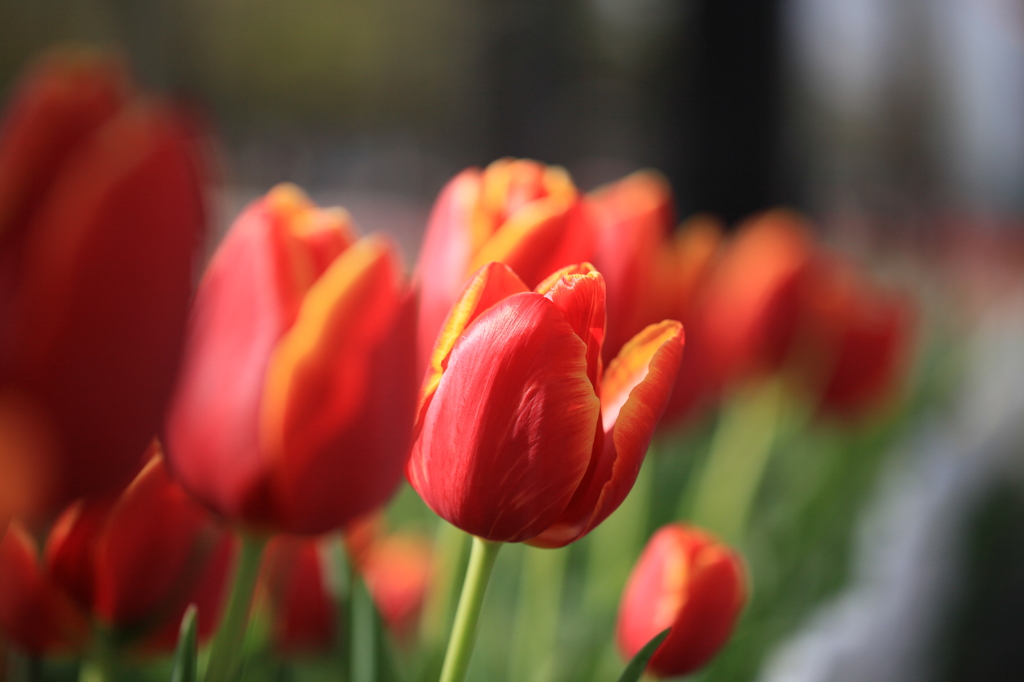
[617,524,745,678]
[359,533,432,638]
[0,50,208,516]
[701,210,814,383]
[166,184,417,536]
[0,445,232,654]
[262,528,432,651]
[407,261,685,546]
[588,171,724,425]
[415,158,595,370]
[793,258,913,418]
[262,537,335,653]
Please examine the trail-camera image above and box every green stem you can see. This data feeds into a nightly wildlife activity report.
[78,627,116,682]
[438,536,502,682]
[688,380,784,544]
[204,532,267,682]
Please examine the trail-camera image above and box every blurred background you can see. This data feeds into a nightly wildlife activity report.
[2,1,1023,681]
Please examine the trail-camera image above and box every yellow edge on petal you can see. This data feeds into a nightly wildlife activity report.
[467,194,572,275]
[417,263,528,426]
[260,235,397,460]
[534,261,598,295]
[601,319,685,427]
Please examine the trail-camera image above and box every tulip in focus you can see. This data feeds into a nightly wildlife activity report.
[408,261,685,546]
[0,445,232,654]
[415,158,595,368]
[166,184,417,535]
[588,171,723,425]
[617,524,745,678]
[0,50,208,517]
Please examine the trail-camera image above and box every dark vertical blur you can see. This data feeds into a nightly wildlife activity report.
[671,0,786,224]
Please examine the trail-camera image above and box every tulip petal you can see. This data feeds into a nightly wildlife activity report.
[45,498,115,612]
[0,50,125,245]
[415,169,482,367]
[92,454,228,639]
[648,533,746,676]
[468,195,588,289]
[408,293,599,543]
[166,195,301,524]
[416,262,529,437]
[14,103,205,507]
[530,320,684,547]
[538,264,606,391]
[262,237,416,534]
[0,522,88,653]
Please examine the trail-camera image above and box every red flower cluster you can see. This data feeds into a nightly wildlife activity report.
[0,446,232,653]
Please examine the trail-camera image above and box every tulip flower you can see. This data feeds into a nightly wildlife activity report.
[415,158,595,369]
[166,183,417,536]
[262,537,335,653]
[262,529,432,651]
[408,261,685,547]
[588,171,723,425]
[0,445,232,654]
[792,258,913,418]
[617,524,745,678]
[700,210,814,384]
[0,50,208,517]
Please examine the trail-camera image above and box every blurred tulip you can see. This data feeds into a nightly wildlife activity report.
[793,258,913,418]
[701,210,814,384]
[262,537,335,653]
[617,524,745,678]
[588,171,723,425]
[407,261,685,547]
[166,184,417,535]
[263,528,432,651]
[0,50,208,516]
[359,533,432,638]
[0,445,232,654]
[416,158,595,369]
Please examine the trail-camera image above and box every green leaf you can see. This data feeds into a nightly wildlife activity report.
[616,628,670,682]
[350,576,402,682]
[170,604,199,682]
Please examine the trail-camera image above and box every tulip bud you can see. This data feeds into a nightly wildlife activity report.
[617,524,745,678]
[0,445,232,654]
[408,261,684,546]
[166,184,418,535]
[0,50,208,516]
[416,159,595,370]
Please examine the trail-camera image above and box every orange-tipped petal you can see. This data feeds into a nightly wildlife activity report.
[531,320,684,548]
[13,102,206,509]
[417,262,529,436]
[408,293,599,542]
[539,264,606,391]
[262,237,416,534]
[166,195,304,524]
[0,522,88,653]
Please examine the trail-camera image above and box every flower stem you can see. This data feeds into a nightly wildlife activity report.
[204,532,267,682]
[438,536,502,682]
[688,379,784,544]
